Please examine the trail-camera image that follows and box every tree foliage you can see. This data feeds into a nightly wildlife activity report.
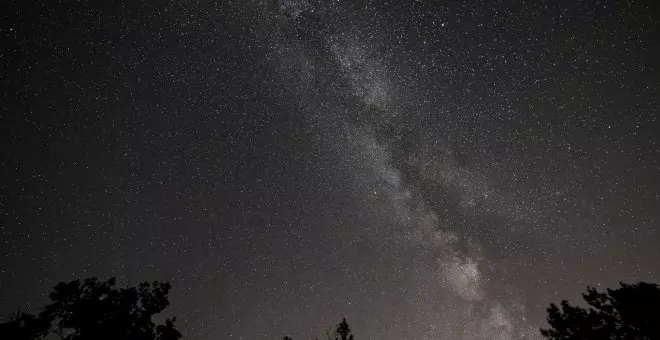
[541,281,660,340]
[0,277,181,340]
[332,318,354,340]
[0,311,51,340]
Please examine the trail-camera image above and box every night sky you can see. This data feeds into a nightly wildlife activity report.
[2,0,660,339]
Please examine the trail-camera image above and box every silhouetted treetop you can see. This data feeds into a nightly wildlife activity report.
[0,311,50,340]
[283,317,355,340]
[541,281,660,340]
[333,318,354,340]
[0,277,181,340]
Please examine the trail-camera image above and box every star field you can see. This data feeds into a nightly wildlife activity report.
[2,1,660,339]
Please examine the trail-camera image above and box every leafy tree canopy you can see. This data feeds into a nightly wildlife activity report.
[541,282,660,340]
[0,277,181,340]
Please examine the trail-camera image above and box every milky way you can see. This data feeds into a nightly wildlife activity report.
[2,1,660,339]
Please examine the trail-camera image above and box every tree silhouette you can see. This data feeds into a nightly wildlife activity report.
[0,310,51,340]
[333,318,354,340]
[284,317,355,340]
[541,281,660,340]
[0,277,181,340]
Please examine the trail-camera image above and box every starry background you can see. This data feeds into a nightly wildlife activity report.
[2,0,660,339]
